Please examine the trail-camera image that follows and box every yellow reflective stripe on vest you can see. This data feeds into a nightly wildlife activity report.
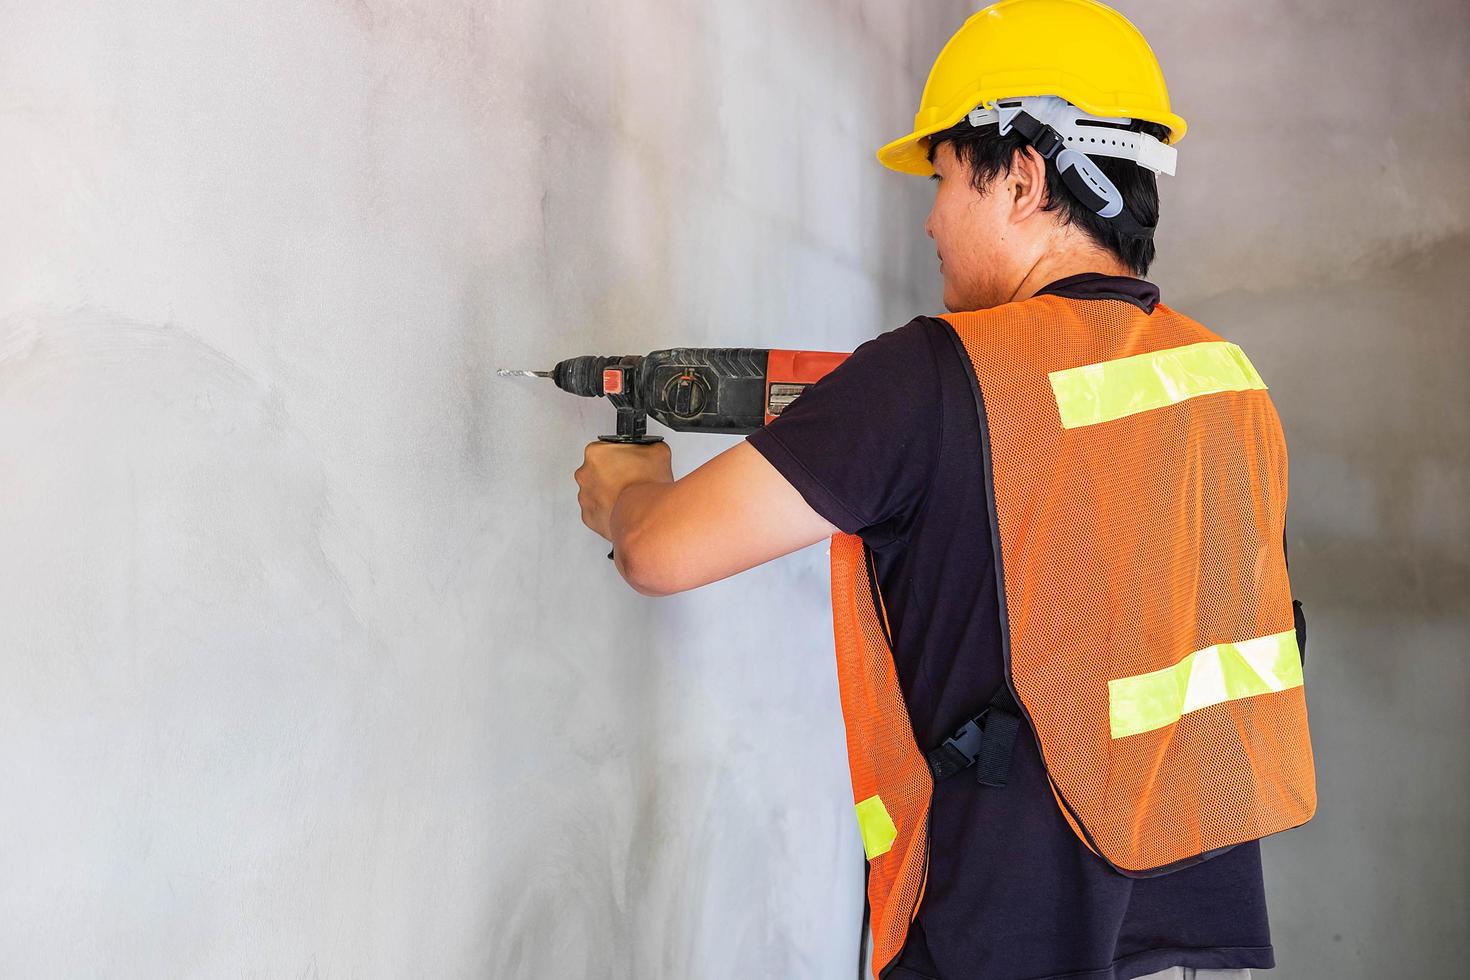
[854,794,898,860]
[1108,629,1303,739]
[1049,341,1267,430]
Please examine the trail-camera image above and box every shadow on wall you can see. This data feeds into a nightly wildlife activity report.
[0,307,373,639]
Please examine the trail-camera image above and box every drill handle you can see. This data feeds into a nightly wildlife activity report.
[599,408,664,560]
[598,405,665,445]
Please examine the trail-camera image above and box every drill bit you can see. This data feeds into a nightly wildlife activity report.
[496,369,552,378]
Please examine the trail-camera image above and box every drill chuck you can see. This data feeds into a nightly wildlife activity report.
[551,355,624,398]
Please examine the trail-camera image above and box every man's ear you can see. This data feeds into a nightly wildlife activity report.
[1009,144,1049,222]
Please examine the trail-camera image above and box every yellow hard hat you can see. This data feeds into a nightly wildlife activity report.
[878,0,1186,175]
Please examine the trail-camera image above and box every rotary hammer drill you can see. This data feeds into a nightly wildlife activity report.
[501,347,850,559]
[499,347,850,442]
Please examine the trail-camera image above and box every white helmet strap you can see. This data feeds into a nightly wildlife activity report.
[964,95,1176,239]
[966,96,1177,176]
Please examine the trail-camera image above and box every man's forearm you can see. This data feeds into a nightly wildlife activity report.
[609,481,676,594]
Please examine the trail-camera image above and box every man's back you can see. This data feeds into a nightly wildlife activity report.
[747,274,1276,980]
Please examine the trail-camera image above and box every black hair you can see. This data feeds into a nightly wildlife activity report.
[925,117,1172,277]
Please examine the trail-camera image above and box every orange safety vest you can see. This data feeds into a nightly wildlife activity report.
[830,296,1317,978]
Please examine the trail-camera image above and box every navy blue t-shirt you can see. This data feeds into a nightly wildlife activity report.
[746,274,1275,980]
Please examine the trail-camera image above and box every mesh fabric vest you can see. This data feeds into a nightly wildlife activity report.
[829,295,1316,978]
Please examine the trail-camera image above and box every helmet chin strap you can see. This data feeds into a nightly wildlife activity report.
[966,95,1176,241]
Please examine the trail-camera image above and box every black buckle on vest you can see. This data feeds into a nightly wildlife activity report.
[925,689,1022,787]
[931,713,987,777]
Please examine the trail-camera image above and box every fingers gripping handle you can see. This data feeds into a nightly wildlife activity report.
[599,410,663,561]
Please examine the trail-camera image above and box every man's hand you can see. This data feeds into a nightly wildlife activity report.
[579,440,840,597]
[574,440,674,541]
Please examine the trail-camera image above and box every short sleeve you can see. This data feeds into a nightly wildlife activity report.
[745,318,942,546]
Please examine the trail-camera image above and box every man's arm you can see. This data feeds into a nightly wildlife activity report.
[611,441,840,597]
[582,322,939,592]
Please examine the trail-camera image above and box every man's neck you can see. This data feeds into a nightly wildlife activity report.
[1007,250,1134,305]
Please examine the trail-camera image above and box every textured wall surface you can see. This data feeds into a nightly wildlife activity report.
[1,1,1465,978]
[0,1,967,978]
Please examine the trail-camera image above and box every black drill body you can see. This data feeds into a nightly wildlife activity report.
[551,348,772,443]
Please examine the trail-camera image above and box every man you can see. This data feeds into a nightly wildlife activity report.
[574,2,1314,978]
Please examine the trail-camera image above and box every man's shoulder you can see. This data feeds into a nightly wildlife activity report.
[830,316,949,385]
[858,314,947,350]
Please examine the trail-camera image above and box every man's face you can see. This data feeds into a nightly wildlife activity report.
[924,141,1016,312]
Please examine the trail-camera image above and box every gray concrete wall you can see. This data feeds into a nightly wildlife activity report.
[0,1,969,978]
[1,1,1464,978]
